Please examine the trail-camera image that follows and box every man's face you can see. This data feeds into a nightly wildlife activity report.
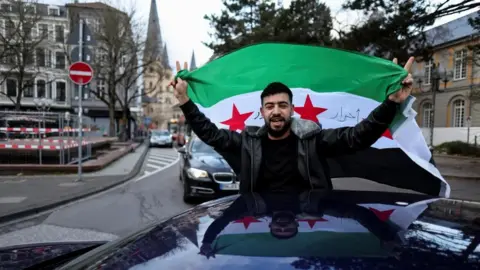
[260,93,293,138]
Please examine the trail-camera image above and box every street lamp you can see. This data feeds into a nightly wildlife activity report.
[33,97,53,112]
[429,62,452,148]
[33,97,54,132]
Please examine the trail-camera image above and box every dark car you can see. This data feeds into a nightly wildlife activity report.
[178,137,239,203]
[8,190,478,270]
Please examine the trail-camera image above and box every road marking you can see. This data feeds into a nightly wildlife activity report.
[148,159,169,166]
[134,153,180,182]
[146,164,162,170]
[148,156,174,163]
[148,157,175,163]
[58,182,84,187]
[0,180,27,184]
[149,154,176,160]
[0,196,27,204]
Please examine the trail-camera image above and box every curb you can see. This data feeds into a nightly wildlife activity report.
[434,154,480,161]
[443,174,480,181]
[0,142,150,225]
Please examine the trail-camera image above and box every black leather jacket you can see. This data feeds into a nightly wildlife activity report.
[179,99,399,194]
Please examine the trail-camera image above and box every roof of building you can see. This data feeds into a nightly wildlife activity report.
[144,0,163,62]
[425,10,478,47]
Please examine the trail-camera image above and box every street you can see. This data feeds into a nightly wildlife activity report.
[0,148,190,248]
[0,147,478,249]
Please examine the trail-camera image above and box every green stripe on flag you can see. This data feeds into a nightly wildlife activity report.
[176,43,408,108]
[214,232,388,257]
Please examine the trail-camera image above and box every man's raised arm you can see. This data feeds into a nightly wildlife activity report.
[172,78,241,151]
[316,57,415,157]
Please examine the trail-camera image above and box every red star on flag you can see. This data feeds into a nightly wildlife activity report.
[368,208,395,221]
[298,217,328,228]
[220,104,254,131]
[382,129,393,140]
[294,95,327,123]
[233,216,262,229]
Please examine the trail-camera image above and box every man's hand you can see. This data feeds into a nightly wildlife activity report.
[170,78,189,105]
[388,56,414,104]
[169,61,190,105]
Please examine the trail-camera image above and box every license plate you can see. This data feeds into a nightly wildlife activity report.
[221,182,239,190]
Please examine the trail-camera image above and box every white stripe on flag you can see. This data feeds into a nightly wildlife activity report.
[70,70,92,76]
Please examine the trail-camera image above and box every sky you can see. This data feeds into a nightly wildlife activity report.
[43,0,477,70]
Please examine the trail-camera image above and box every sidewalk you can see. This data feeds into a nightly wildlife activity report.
[434,154,480,180]
[0,144,149,224]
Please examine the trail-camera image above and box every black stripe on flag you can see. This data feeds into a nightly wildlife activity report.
[327,147,443,196]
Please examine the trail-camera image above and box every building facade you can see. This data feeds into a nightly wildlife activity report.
[65,1,137,136]
[0,2,70,113]
[411,11,480,145]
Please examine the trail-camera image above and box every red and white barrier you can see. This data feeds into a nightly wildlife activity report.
[0,127,92,133]
[10,139,86,143]
[0,141,90,150]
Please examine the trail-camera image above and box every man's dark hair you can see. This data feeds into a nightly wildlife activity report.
[260,82,293,105]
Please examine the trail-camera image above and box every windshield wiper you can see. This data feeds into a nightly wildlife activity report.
[24,243,104,270]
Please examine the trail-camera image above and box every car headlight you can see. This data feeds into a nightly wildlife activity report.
[187,168,210,180]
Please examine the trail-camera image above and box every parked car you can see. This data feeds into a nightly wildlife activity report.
[149,130,173,148]
[13,190,477,269]
[178,136,238,203]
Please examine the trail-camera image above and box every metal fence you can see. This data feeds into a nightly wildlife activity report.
[0,110,96,165]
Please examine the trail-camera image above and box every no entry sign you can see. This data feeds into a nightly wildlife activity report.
[69,61,93,85]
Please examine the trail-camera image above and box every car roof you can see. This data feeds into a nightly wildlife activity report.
[60,191,480,269]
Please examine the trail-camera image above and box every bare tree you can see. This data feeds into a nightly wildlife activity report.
[0,0,61,110]
[81,2,161,139]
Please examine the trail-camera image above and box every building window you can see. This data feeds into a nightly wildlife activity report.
[55,25,64,43]
[149,81,153,89]
[48,7,59,16]
[422,102,433,128]
[23,24,32,40]
[55,52,65,69]
[452,99,465,127]
[24,5,35,14]
[36,80,46,98]
[36,48,45,67]
[1,4,12,12]
[6,20,15,39]
[38,23,48,39]
[24,81,34,97]
[56,81,66,101]
[96,79,106,99]
[453,49,467,80]
[6,79,16,97]
[47,82,52,98]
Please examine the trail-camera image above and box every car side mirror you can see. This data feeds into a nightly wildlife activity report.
[178,146,186,154]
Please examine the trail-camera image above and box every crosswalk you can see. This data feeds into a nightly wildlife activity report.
[135,149,179,181]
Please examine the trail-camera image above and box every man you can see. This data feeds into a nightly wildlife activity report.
[171,57,414,194]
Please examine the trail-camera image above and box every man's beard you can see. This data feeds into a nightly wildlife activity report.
[265,116,292,138]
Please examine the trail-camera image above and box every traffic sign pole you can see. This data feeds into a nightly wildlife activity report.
[77,20,84,182]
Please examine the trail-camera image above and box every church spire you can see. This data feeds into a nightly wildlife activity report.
[144,0,163,61]
[162,43,171,70]
[189,50,197,71]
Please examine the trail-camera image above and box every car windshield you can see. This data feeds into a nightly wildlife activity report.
[153,131,170,136]
[190,139,215,154]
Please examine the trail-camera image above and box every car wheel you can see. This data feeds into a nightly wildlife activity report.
[183,180,194,204]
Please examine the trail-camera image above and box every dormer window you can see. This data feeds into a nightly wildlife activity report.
[48,7,59,16]
[1,3,11,12]
[24,4,36,14]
